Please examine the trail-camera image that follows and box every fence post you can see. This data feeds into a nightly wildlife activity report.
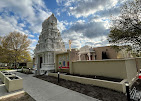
[125,82,130,101]
[58,72,60,83]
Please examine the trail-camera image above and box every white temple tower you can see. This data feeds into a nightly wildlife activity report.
[34,14,66,74]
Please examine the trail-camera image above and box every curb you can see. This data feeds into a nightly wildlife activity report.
[0,90,25,100]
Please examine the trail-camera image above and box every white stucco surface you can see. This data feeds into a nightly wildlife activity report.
[34,14,66,74]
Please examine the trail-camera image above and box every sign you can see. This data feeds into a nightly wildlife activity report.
[139,74,141,79]
[58,54,69,69]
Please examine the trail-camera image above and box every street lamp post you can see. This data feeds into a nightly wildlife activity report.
[58,72,60,83]
[125,82,130,101]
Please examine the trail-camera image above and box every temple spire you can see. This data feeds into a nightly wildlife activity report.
[51,13,54,16]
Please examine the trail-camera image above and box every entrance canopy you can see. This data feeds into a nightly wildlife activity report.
[78,45,95,60]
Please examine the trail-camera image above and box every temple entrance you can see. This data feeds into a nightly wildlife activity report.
[90,55,93,60]
[78,45,95,61]
[85,54,89,60]
[40,57,42,68]
[102,51,108,59]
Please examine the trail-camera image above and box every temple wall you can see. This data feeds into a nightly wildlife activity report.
[135,57,141,71]
[93,46,117,60]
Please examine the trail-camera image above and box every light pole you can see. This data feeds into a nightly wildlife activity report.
[125,82,130,101]
[58,72,60,83]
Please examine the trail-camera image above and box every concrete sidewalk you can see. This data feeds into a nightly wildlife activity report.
[0,83,22,97]
[15,72,100,101]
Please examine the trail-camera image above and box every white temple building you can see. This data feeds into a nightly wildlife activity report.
[34,14,66,74]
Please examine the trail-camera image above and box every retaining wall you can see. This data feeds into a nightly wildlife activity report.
[49,73,127,93]
[135,57,141,71]
[71,59,138,86]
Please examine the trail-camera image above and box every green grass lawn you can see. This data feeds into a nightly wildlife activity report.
[0,69,12,71]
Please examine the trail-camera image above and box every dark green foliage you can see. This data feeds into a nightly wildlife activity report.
[108,0,141,53]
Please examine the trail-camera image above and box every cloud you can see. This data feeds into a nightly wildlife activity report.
[57,20,68,32]
[32,39,38,42]
[0,17,15,36]
[56,0,128,18]
[97,7,120,18]
[63,20,109,39]
[61,19,110,49]
[0,0,68,38]
[62,31,109,49]
[56,0,77,7]
[0,16,27,36]
[0,0,35,19]
[68,0,118,18]
[55,0,129,50]
[28,34,34,38]
[0,0,52,36]
[29,39,38,52]
[55,9,60,16]
[62,31,83,48]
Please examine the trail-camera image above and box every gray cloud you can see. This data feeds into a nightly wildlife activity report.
[88,7,120,23]
[97,7,120,18]
[85,42,96,46]
[56,0,128,18]
[63,21,110,39]
[69,0,119,17]
[0,0,52,35]
[85,38,109,47]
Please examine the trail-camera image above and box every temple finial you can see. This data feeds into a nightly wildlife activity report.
[51,13,54,16]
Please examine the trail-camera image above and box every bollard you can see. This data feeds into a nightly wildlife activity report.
[35,69,37,76]
[22,67,23,73]
[125,82,130,101]
[58,72,60,83]
[29,68,30,73]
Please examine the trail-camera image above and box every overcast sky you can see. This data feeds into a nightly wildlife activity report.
[0,0,131,54]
